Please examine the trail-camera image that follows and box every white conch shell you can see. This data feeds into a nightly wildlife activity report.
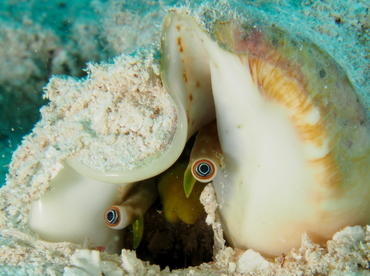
[162,13,370,257]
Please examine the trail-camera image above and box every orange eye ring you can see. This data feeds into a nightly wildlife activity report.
[191,158,217,183]
[104,206,121,228]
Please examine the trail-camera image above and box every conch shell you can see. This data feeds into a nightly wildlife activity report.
[161,13,370,257]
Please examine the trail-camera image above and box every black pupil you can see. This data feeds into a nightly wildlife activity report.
[196,162,212,177]
[107,209,118,224]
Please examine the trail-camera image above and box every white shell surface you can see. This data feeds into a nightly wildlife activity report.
[161,14,216,138]
[28,164,128,253]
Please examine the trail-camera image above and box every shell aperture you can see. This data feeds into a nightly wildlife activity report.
[162,13,370,257]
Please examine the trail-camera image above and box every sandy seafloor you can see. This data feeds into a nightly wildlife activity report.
[0,0,369,275]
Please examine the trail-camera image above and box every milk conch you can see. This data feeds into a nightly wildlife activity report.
[28,11,370,258]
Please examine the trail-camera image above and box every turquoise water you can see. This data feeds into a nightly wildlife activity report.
[0,0,106,187]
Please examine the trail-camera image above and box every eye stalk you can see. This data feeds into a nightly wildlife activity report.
[192,159,216,182]
[103,179,158,248]
[183,121,223,197]
[104,205,134,230]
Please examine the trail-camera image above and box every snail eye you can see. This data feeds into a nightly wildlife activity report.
[104,206,121,228]
[192,159,216,183]
[196,162,212,177]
